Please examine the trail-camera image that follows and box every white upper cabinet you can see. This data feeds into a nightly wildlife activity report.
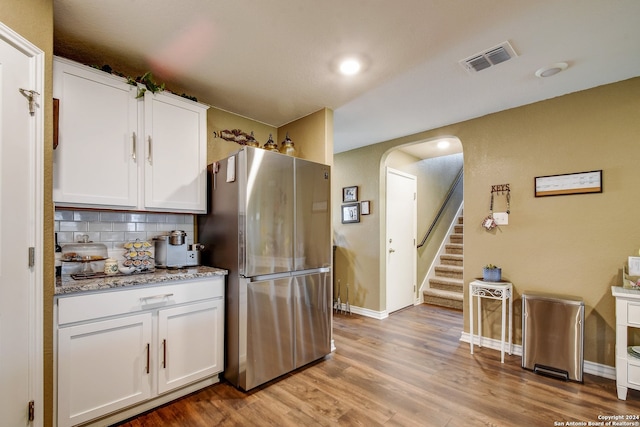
[53,56,209,213]
[53,57,139,208]
[143,90,208,212]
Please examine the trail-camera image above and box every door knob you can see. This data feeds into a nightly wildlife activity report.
[389,248,395,253]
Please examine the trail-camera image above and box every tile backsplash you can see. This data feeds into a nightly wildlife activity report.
[55,209,196,258]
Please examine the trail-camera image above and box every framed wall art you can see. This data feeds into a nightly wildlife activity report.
[343,186,358,202]
[342,203,360,223]
[361,200,371,215]
[534,170,602,197]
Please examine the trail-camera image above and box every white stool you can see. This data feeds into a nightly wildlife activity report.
[469,280,513,363]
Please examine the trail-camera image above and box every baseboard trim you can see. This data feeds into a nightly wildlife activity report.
[335,303,388,319]
[459,332,615,380]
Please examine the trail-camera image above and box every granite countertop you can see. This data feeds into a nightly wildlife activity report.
[55,265,227,295]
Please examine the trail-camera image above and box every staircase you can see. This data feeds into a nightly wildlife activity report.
[423,215,463,310]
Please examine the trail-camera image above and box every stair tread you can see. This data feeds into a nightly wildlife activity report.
[435,265,463,271]
[423,288,463,301]
[429,276,463,285]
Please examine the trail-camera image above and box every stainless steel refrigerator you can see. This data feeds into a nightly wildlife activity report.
[197,146,332,391]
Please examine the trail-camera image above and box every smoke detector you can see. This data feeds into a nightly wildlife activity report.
[535,62,568,78]
[459,41,518,73]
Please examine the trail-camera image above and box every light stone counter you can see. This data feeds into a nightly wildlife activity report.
[55,266,227,295]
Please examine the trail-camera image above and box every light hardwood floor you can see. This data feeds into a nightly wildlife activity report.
[114,304,640,426]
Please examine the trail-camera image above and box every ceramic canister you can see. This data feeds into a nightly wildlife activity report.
[104,258,118,275]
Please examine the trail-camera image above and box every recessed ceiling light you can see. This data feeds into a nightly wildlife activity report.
[339,58,362,76]
[535,62,568,78]
[437,140,450,149]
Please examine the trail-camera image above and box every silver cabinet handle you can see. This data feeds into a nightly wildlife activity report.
[389,248,395,253]
[131,132,137,162]
[140,293,174,302]
[147,136,152,164]
[145,343,150,374]
[162,339,167,368]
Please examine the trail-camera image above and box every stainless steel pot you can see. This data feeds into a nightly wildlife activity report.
[169,230,187,245]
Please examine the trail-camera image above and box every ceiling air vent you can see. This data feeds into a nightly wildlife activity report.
[460,41,517,73]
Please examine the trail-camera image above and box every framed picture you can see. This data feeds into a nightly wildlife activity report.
[361,200,371,215]
[343,186,358,202]
[342,203,360,223]
[534,170,602,197]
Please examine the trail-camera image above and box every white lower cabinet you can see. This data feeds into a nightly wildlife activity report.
[55,278,224,427]
[157,299,224,394]
[57,313,153,427]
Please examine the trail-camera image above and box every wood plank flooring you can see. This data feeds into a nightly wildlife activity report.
[114,304,640,426]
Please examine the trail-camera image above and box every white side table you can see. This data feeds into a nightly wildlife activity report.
[469,280,513,363]
[611,286,640,400]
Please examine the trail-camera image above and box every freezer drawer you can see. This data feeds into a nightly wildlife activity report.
[245,277,295,390]
[294,272,331,367]
[522,293,584,382]
[228,270,332,391]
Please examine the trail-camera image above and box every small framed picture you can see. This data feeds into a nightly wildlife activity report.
[343,186,358,202]
[342,203,360,224]
[361,200,370,215]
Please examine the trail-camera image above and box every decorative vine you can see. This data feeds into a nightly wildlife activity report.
[90,64,197,102]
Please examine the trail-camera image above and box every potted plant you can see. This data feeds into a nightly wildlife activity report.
[483,264,502,282]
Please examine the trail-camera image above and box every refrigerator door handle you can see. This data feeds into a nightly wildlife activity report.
[291,267,331,277]
[245,272,293,282]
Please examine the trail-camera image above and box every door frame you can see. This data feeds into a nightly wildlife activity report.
[384,167,417,314]
[0,21,44,426]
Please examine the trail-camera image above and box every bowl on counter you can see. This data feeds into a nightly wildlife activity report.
[118,265,136,275]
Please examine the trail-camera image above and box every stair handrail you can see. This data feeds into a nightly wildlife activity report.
[417,166,463,249]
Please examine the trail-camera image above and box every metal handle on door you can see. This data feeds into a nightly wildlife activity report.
[147,136,152,164]
[389,248,395,253]
[131,132,137,161]
[162,339,167,368]
[145,343,150,374]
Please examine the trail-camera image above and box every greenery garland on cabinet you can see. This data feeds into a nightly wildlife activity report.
[90,64,198,102]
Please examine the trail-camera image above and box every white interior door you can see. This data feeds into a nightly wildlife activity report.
[0,23,44,426]
[385,168,417,314]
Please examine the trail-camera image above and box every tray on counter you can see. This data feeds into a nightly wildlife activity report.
[70,269,155,280]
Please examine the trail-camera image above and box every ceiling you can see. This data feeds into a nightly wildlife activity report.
[53,0,640,155]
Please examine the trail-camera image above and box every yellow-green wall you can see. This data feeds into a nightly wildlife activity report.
[278,108,334,165]
[208,107,333,166]
[334,77,640,367]
[1,1,54,426]
[207,107,277,163]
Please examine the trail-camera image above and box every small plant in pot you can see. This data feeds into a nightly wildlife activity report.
[483,264,502,282]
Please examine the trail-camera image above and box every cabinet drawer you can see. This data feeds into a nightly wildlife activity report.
[629,358,640,386]
[57,277,224,325]
[628,302,640,326]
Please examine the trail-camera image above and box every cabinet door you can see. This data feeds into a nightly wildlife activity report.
[57,313,152,427]
[157,299,224,394]
[143,91,208,212]
[53,58,139,208]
